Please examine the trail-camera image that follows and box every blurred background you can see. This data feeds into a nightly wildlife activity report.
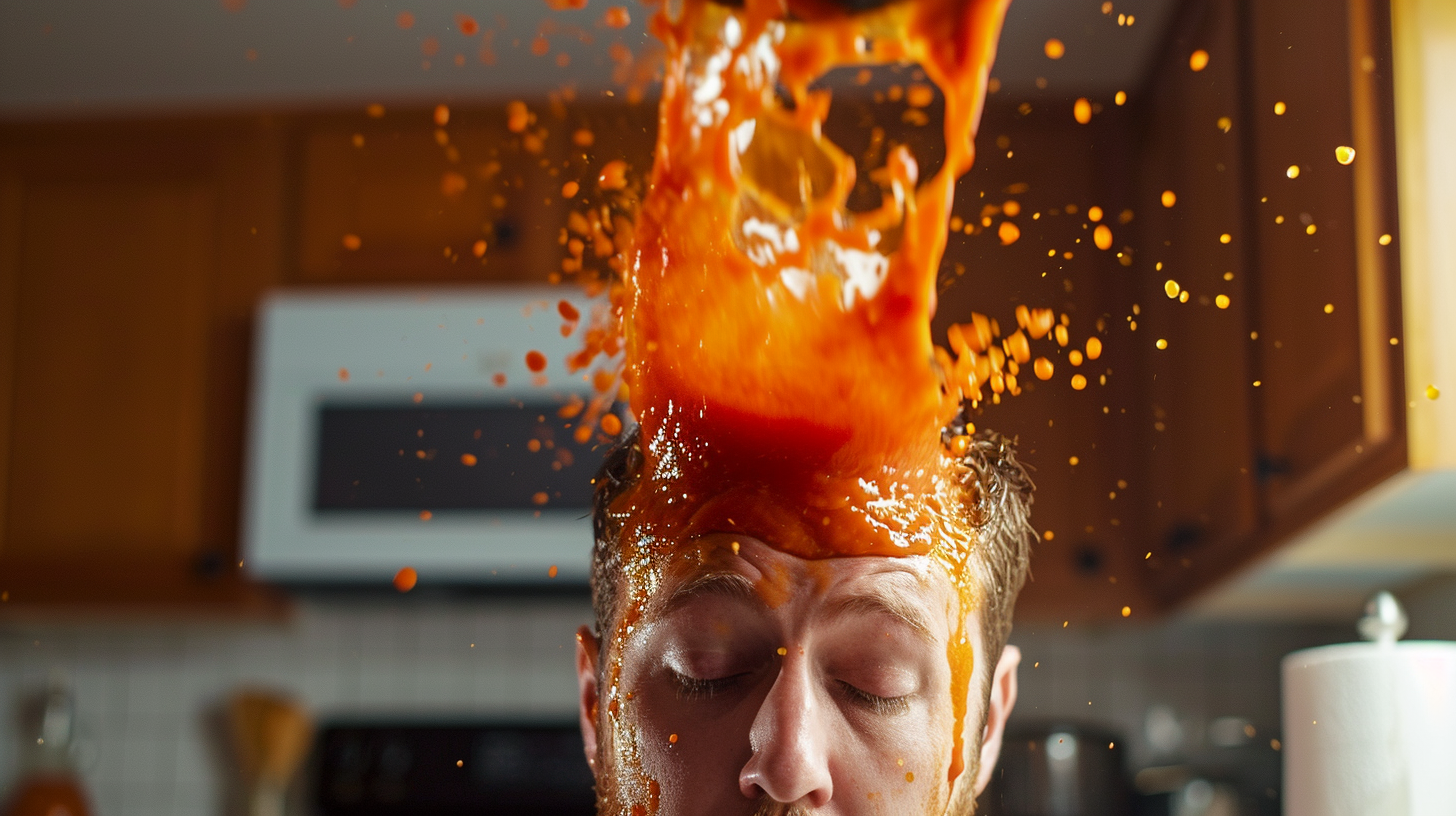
[1,0,1453,814]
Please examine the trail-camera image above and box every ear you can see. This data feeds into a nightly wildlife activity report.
[576,625,602,776]
[972,644,1020,796]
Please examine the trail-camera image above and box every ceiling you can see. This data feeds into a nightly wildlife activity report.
[0,0,1182,119]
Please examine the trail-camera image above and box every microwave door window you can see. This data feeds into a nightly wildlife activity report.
[313,403,612,512]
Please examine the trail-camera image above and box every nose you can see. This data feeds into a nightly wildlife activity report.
[738,652,834,808]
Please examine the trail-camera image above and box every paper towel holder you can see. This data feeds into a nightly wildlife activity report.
[1356,590,1408,644]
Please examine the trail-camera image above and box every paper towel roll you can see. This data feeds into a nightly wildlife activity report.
[1282,641,1456,816]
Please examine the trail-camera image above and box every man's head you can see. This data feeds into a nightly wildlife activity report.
[576,427,1034,814]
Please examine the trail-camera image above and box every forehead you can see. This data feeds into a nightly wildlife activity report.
[644,533,961,633]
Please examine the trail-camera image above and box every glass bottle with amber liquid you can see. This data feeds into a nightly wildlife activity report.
[3,681,93,816]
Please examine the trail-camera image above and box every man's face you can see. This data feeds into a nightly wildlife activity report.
[576,535,1020,815]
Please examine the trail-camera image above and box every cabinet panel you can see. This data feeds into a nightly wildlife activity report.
[0,122,288,616]
[1133,0,1260,600]
[5,182,213,560]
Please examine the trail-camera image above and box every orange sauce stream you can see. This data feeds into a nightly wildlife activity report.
[583,0,1012,806]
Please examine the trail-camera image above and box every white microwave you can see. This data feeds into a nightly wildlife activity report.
[241,288,619,586]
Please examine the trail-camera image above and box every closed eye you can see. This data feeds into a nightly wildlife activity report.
[670,669,749,700]
[837,680,911,716]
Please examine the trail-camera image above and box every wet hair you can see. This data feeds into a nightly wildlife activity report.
[589,418,1036,669]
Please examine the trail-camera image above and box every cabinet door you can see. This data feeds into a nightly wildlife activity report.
[1241,0,1405,540]
[3,181,213,563]
[1135,0,1405,605]
[0,125,286,614]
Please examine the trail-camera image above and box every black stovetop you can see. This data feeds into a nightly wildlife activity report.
[313,721,595,815]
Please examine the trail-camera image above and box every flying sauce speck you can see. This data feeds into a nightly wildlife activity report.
[604,6,631,28]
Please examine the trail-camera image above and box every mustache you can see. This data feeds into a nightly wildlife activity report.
[751,800,813,816]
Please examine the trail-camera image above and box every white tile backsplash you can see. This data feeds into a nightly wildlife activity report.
[0,594,594,816]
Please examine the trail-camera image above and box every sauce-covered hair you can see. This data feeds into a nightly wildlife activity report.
[588,422,1036,668]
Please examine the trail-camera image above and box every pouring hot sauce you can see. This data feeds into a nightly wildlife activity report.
[568,0,1046,812]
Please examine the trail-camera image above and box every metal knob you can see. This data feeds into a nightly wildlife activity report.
[1356,590,1408,644]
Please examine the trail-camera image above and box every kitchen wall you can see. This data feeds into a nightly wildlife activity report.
[3,592,1406,816]
[0,595,592,815]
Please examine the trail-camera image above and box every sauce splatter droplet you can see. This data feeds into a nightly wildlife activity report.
[525,350,548,372]
[473,239,487,258]
[562,181,580,198]
[1323,303,1335,314]
[338,368,350,382]
[394,567,418,592]
[396,11,415,30]
[1286,165,1300,179]
[491,373,506,387]
[1379,233,1392,246]
[668,733,679,744]
[1121,606,1131,617]
[532,491,549,505]
[342,234,362,251]
[549,565,559,578]
[1071,374,1088,391]
[1073,97,1092,124]
[419,510,432,521]
[1165,279,1180,298]
[604,6,631,28]
[998,221,1021,245]
[905,772,915,783]
[1093,224,1113,250]
[1088,206,1104,222]
[1219,233,1232,244]
[433,104,450,127]
[366,103,385,118]
[1044,38,1065,59]
[1115,91,1127,106]
[1427,384,1441,400]
[461,453,478,466]
[601,413,624,436]
[1335,145,1356,165]
[1155,338,1168,350]
[558,300,581,322]
[1033,357,1054,380]
[457,15,478,36]
[1189,50,1209,71]
[1161,190,1177,208]
[506,101,530,133]
[1274,101,1287,115]
[1216,294,1231,309]
[598,160,628,190]
[1085,337,1103,360]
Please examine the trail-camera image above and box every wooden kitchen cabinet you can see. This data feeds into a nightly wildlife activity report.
[1129,0,1406,607]
[0,120,291,615]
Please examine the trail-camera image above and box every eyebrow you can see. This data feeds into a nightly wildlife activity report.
[824,587,937,643]
[658,570,759,618]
